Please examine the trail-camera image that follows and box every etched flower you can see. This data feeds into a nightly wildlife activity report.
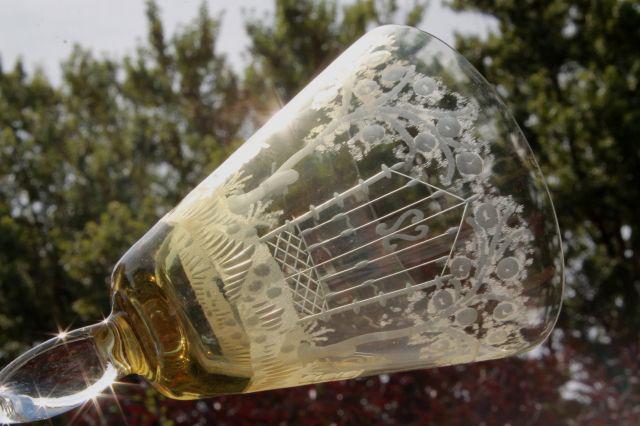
[353,78,381,102]
[360,49,392,69]
[361,123,386,143]
[380,63,409,87]
[485,328,509,345]
[311,84,340,110]
[425,334,455,353]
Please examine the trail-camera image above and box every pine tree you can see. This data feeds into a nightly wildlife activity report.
[0,0,243,363]
[450,0,640,340]
[1,0,638,423]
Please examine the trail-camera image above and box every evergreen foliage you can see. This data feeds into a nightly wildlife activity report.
[1,0,637,423]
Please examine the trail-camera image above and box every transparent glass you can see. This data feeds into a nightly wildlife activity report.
[0,25,563,423]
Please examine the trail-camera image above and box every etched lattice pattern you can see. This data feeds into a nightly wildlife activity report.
[266,227,329,316]
[262,164,472,321]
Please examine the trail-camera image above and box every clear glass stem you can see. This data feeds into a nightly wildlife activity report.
[0,318,130,424]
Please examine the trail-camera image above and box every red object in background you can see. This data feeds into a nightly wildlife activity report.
[68,337,639,425]
[69,353,566,425]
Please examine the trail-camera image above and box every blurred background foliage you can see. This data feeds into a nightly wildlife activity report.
[0,0,638,424]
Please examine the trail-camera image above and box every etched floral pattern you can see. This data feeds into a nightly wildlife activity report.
[164,26,561,391]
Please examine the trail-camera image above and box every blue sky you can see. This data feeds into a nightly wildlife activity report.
[0,0,496,83]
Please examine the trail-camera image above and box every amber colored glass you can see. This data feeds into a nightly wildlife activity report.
[0,25,563,424]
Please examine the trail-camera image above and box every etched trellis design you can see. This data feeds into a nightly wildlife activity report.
[261,161,476,323]
[264,225,329,317]
[214,31,538,372]
[155,28,557,394]
[288,42,534,351]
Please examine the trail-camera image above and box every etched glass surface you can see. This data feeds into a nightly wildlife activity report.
[161,25,564,391]
[0,25,563,423]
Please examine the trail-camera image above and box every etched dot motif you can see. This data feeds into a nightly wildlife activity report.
[450,256,472,279]
[455,152,483,175]
[414,133,437,152]
[266,287,282,299]
[496,257,520,280]
[432,289,454,310]
[362,124,385,143]
[254,264,270,276]
[354,79,378,98]
[249,281,263,292]
[381,65,406,82]
[413,76,436,96]
[436,116,461,137]
[456,307,478,326]
[475,203,499,229]
[493,301,516,321]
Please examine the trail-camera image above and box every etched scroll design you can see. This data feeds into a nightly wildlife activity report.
[260,163,470,323]
[375,209,429,251]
